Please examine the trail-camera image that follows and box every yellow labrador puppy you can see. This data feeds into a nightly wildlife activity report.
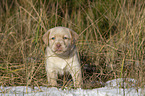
[42,27,82,88]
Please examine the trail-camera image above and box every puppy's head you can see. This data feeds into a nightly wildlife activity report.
[42,27,78,54]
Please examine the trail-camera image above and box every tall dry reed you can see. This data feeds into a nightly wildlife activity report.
[0,0,144,89]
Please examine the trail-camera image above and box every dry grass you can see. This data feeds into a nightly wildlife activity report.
[0,0,144,89]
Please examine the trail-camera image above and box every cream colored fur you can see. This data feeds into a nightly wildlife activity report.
[42,27,82,88]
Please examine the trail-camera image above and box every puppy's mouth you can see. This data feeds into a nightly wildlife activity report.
[52,43,68,54]
[55,49,62,52]
[54,48,65,54]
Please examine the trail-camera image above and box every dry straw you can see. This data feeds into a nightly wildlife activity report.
[0,0,144,89]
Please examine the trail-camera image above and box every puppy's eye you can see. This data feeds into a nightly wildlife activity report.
[51,37,55,40]
[63,37,68,39]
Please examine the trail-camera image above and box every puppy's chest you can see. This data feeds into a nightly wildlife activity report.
[48,57,73,70]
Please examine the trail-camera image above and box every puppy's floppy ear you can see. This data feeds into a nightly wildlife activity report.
[42,30,50,45]
[70,29,79,44]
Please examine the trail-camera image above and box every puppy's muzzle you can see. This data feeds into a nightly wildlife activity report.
[55,43,63,52]
[56,43,61,49]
